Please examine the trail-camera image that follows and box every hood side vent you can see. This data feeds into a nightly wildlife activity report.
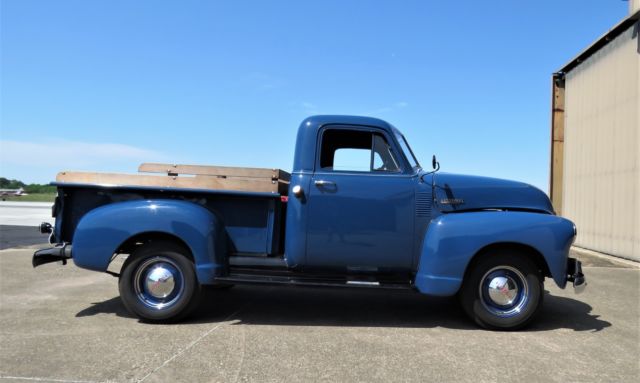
[416,192,432,217]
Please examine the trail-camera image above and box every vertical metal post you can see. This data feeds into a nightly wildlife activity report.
[550,73,565,215]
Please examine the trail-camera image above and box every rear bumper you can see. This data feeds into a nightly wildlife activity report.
[567,258,586,294]
[32,244,72,267]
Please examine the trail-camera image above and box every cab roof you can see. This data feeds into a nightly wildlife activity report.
[299,115,402,136]
[292,115,406,173]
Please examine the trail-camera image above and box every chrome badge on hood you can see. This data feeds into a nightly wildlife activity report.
[439,198,465,205]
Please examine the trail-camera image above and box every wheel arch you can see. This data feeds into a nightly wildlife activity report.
[463,242,551,283]
[116,231,194,262]
[107,231,195,275]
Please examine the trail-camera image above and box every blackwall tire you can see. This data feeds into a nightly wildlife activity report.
[459,251,543,330]
[119,241,200,323]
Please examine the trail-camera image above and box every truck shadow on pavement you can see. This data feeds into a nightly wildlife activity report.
[76,286,611,332]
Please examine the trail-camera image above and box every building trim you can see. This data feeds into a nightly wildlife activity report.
[556,10,639,76]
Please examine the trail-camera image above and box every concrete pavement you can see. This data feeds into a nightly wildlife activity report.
[0,247,638,382]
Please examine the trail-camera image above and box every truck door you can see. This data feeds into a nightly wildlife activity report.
[305,126,415,272]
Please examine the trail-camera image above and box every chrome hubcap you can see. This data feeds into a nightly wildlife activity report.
[479,266,529,317]
[134,257,184,310]
[145,266,176,299]
[487,276,519,306]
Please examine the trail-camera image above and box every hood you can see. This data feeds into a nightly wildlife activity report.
[429,172,554,214]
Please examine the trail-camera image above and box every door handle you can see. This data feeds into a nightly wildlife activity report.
[314,180,336,186]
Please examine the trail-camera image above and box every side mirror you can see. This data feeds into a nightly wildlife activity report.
[420,154,441,182]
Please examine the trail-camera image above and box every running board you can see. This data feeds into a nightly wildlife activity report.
[216,273,413,290]
[228,256,287,268]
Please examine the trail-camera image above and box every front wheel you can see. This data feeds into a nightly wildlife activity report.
[459,252,543,330]
[119,241,201,323]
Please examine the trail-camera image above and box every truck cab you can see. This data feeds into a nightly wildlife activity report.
[33,115,586,330]
[285,117,423,275]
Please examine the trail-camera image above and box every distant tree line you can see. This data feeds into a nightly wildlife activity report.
[0,177,56,194]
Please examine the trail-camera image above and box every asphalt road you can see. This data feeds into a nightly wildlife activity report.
[0,226,48,250]
[0,244,638,383]
[0,202,53,227]
[0,201,55,250]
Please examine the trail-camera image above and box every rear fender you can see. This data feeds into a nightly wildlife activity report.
[72,199,226,284]
[415,211,575,296]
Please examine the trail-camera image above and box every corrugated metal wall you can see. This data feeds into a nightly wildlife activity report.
[563,22,639,261]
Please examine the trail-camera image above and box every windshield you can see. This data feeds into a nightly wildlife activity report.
[397,134,420,169]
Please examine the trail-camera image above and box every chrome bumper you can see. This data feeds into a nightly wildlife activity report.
[567,258,586,294]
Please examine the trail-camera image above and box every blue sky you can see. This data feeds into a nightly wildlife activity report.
[0,0,630,191]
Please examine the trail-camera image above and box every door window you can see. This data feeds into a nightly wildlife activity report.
[319,129,400,173]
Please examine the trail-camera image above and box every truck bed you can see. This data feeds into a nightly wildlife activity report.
[53,163,289,257]
[56,162,290,195]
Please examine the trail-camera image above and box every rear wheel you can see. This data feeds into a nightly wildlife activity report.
[459,251,543,330]
[119,241,200,323]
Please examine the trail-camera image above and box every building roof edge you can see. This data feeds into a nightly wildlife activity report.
[556,9,640,76]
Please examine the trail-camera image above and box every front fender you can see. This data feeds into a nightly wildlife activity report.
[72,199,226,284]
[415,211,575,296]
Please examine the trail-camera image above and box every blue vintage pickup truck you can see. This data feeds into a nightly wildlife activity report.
[33,115,585,330]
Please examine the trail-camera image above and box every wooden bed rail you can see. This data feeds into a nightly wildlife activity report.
[138,163,291,182]
[56,163,291,195]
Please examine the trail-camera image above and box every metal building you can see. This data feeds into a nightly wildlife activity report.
[550,4,640,261]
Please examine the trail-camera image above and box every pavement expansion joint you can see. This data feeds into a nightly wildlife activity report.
[135,304,250,383]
